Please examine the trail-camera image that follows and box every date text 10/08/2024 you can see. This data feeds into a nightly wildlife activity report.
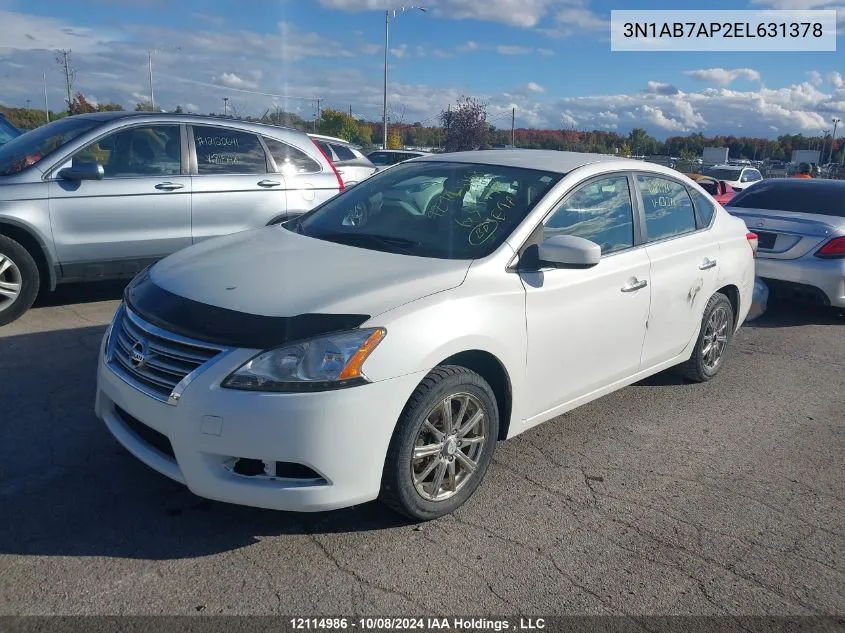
[289,618,547,631]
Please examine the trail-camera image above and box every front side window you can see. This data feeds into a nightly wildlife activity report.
[544,175,634,255]
[637,174,697,242]
[0,117,100,176]
[263,137,321,175]
[72,125,181,178]
[292,161,562,259]
[193,126,267,175]
[330,144,356,161]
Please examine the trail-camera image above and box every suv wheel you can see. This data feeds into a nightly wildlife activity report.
[0,235,40,326]
[381,365,499,521]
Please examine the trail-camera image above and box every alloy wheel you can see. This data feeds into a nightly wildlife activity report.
[0,253,23,313]
[411,393,488,502]
[701,305,729,371]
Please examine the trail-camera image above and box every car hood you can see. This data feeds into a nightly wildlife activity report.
[148,226,471,318]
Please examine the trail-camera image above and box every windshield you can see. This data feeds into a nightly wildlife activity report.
[0,117,100,176]
[0,116,20,145]
[704,167,742,180]
[291,160,562,259]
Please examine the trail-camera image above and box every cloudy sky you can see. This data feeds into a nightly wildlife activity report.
[0,0,843,138]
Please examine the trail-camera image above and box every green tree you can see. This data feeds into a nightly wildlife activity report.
[135,101,157,112]
[172,105,184,114]
[318,108,359,141]
[354,124,373,147]
[69,92,96,115]
[96,102,124,112]
[620,142,632,157]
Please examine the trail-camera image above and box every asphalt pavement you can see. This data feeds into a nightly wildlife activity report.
[0,281,843,617]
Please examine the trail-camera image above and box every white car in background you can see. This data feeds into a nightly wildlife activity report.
[309,134,377,187]
[95,151,755,521]
[704,164,763,192]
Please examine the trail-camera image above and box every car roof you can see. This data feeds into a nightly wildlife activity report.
[308,133,360,147]
[63,111,305,137]
[413,149,631,174]
[371,149,430,155]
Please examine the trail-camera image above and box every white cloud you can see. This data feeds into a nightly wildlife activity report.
[830,71,845,89]
[216,72,258,90]
[390,44,407,59]
[684,68,762,85]
[645,81,680,96]
[527,82,545,93]
[457,41,479,52]
[537,48,555,56]
[496,45,532,55]
[807,70,823,86]
[0,10,113,52]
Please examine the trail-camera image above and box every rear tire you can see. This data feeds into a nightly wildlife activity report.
[380,365,499,521]
[0,235,40,327]
[677,292,734,383]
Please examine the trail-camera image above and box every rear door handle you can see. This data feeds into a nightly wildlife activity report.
[621,279,648,292]
[155,182,184,191]
[699,258,717,270]
[257,180,282,188]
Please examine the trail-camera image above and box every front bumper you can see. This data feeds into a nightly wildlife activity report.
[95,337,427,512]
[755,255,845,308]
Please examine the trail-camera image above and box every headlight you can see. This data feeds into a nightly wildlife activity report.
[221,328,386,392]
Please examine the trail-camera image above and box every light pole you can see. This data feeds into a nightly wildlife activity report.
[820,129,829,163]
[148,45,182,111]
[382,5,427,149]
[222,97,229,116]
[830,118,840,164]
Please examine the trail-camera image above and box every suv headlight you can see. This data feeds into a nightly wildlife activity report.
[221,328,386,392]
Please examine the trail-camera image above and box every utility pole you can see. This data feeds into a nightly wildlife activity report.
[830,118,840,164]
[56,49,74,114]
[511,107,515,148]
[314,98,322,133]
[820,129,829,162]
[222,97,229,116]
[43,73,50,123]
[349,104,353,117]
[148,50,155,110]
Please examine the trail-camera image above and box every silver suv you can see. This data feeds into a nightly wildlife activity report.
[0,112,343,325]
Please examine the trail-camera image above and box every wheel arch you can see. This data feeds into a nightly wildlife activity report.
[716,283,740,329]
[0,219,57,291]
[436,349,514,441]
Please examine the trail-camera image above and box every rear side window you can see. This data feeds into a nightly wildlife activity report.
[728,182,845,217]
[263,137,321,174]
[637,174,697,242]
[193,126,267,175]
[368,151,393,166]
[689,189,716,227]
[330,143,356,161]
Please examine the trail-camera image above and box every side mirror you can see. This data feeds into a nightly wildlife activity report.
[537,234,601,268]
[59,162,104,181]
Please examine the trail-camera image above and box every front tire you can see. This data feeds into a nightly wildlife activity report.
[0,235,40,327]
[380,366,499,521]
[677,292,734,383]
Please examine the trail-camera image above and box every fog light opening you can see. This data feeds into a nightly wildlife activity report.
[225,457,326,483]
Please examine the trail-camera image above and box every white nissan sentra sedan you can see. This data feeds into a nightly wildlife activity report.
[95,150,756,520]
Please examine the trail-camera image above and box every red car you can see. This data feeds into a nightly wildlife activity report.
[695,176,736,205]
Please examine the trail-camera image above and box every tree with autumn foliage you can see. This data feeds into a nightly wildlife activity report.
[440,96,489,152]
[387,130,402,149]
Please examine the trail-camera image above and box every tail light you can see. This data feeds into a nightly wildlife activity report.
[746,232,758,258]
[311,139,345,193]
[814,236,845,259]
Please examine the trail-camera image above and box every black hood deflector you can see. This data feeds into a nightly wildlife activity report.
[124,269,371,349]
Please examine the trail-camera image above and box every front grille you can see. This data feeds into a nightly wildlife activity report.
[108,307,224,402]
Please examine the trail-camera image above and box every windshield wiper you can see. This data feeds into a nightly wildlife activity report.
[314,232,421,253]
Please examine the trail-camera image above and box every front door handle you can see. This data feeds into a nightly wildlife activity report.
[257,180,282,188]
[621,279,648,293]
[155,182,184,191]
[699,258,717,270]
